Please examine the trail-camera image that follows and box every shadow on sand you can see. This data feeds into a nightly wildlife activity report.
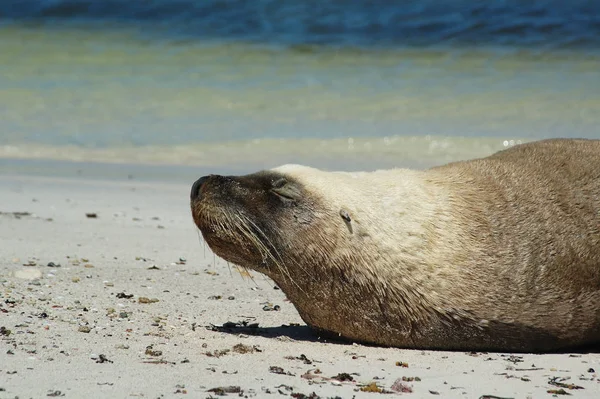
[206,320,600,355]
[205,320,352,346]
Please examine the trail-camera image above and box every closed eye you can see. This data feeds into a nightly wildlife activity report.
[270,178,300,201]
[272,178,288,189]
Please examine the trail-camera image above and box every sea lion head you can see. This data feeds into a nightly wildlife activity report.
[190,165,348,280]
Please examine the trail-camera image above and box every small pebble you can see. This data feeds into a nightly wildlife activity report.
[138,297,159,304]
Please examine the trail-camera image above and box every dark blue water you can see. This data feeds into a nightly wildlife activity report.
[1,0,599,49]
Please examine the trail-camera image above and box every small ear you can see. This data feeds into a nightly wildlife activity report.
[339,208,353,234]
[339,209,351,223]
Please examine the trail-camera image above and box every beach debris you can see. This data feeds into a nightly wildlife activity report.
[78,326,92,333]
[262,302,281,311]
[301,369,323,381]
[514,367,544,371]
[142,359,175,365]
[175,257,186,265]
[391,378,414,393]
[269,365,295,376]
[332,373,354,382]
[22,260,37,266]
[548,377,584,390]
[502,354,524,364]
[396,361,409,367]
[46,390,65,397]
[285,354,313,364]
[115,292,134,299]
[207,386,242,395]
[145,346,162,357]
[147,265,160,270]
[274,384,294,394]
[0,327,11,336]
[207,320,260,332]
[47,262,61,267]
[174,384,187,394]
[227,295,235,300]
[232,343,261,354]
[290,392,335,399]
[85,213,98,218]
[429,391,440,395]
[401,376,422,382]
[298,354,313,364]
[479,396,515,399]
[205,349,230,358]
[546,389,570,395]
[360,382,383,393]
[138,297,159,304]
[95,354,113,364]
[208,295,222,300]
[0,211,32,219]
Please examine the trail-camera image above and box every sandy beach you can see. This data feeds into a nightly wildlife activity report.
[1,173,599,399]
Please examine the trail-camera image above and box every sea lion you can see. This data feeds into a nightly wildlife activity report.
[190,138,600,352]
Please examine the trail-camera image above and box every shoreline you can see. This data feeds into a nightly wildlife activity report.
[0,135,516,184]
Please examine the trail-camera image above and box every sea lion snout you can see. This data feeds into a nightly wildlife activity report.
[190,175,213,200]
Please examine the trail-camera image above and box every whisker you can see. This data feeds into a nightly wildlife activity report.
[244,217,311,280]
[241,215,308,293]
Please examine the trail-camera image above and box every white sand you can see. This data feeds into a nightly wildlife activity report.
[1,174,599,398]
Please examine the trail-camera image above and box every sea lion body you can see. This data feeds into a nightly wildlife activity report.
[190,139,600,352]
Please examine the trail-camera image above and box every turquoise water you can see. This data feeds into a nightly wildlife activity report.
[0,1,599,175]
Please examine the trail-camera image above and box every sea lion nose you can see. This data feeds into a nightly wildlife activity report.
[190,175,211,200]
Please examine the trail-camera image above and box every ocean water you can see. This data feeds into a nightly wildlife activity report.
[0,0,599,177]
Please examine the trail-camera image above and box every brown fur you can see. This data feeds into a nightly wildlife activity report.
[190,139,600,352]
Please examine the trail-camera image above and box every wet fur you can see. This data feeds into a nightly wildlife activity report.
[191,139,600,352]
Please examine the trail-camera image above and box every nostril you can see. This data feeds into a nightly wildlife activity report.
[191,175,211,200]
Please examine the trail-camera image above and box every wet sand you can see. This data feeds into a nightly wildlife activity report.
[1,174,599,398]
